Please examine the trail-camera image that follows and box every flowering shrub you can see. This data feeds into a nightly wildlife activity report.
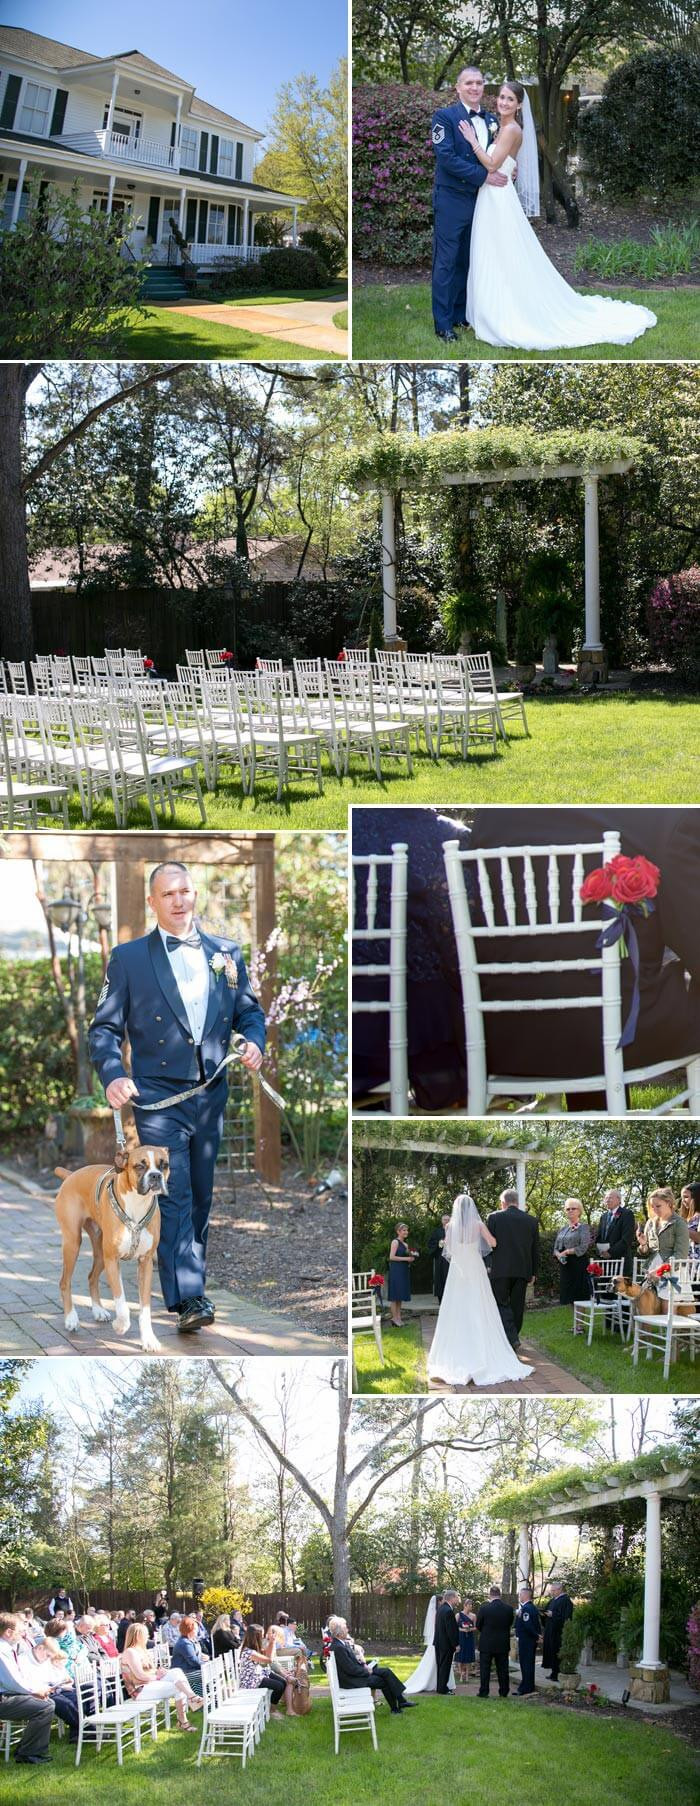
[647,567,700,685]
[687,1601,700,1691]
[200,1585,252,1620]
[353,83,440,267]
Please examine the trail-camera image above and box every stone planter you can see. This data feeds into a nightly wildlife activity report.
[516,662,536,685]
[577,646,608,685]
[557,1671,581,1691]
[65,1105,116,1164]
[629,1661,670,1704]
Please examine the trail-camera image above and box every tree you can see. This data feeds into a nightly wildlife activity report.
[254,62,348,242]
[0,1362,62,1594]
[0,183,146,357]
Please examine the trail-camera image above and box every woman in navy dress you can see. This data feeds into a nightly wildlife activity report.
[456,1598,477,1681]
[388,1223,417,1326]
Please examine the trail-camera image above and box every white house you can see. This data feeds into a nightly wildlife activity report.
[0,25,305,265]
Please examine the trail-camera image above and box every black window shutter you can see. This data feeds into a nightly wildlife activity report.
[198,198,208,243]
[198,131,208,172]
[185,197,197,240]
[49,88,69,136]
[147,195,161,241]
[227,204,236,245]
[210,133,219,174]
[170,122,176,148]
[0,73,22,130]
[235,141,243,179]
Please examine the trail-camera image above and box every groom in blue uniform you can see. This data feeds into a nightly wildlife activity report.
[88,860,266,1333]
[515,1586,541,1695]
[431,65,506,342]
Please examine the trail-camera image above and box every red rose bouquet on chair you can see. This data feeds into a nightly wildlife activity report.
[580,854,661,1047]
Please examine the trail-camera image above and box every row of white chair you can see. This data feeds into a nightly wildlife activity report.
[352,835,700,1117]
[573,1256,699,1379]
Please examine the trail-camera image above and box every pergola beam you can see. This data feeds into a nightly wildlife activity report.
[353,1133,549,1212]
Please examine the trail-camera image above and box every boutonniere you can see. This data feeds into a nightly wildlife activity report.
[210,949,239,990]
[487,118,498,140]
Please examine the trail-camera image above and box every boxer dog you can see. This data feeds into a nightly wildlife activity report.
[616,1275,696,1320]
[53,1143,169,1354]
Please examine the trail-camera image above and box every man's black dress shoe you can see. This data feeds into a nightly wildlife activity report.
[400,1698,418,1707]
[15,1754,52,1765]
[435,329,457,343]
[177,1297,215,1333]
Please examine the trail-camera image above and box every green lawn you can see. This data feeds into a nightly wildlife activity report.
[107,307,334,359]
[527,1307,700,1394]
[62,694,700,830]
[333,308,349,329]
[189,284,347,307]
[3,1691,696,1806]
[353,1320,426,1393]
[352,281,700,360]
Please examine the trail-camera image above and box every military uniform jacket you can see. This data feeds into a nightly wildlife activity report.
[515,1602,541,1644]
[88,927,266,1091]
[431,101,496,202]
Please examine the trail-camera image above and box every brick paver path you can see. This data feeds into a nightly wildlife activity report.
[417,1307,592,1395]
[0,1165,342,1359]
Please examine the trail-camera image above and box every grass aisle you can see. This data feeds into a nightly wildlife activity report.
[107,307,334,359]
[352,282,699,360]
[65,695,700,830]
[353,1320,426,1393]
[526,1307,700,1394]
[3,1695,696,1806]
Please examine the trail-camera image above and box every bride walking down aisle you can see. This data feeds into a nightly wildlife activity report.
[464,82,657,350]
[428,1195,534,1389]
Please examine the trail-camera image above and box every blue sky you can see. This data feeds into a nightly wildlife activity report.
[0,0,346,136]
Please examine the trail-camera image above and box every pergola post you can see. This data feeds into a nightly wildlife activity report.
[641,1488,664,1669]
[381,489,403,648]
[515,1158,527,1211]
[580,475,608,685]
[517,1522,530,1588]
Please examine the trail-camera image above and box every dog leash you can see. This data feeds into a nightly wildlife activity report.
[112,1033,286,1148]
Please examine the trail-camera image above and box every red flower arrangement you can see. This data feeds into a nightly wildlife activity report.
[368,1273,384,1288]
[587,1261,603,1276]
[221,649,233,663]
[143,657,154,670]
[337,649,347,661]
[580,853,660,910]
[655,1262,672,1277]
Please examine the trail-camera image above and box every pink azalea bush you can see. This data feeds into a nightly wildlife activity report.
[353,83,440,267]
[688,1601,700,1691]
[647,566,700,684]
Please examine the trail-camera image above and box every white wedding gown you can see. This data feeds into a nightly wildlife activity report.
[467,154,657,350]
[428,1229,534,1388]
[404,1597,455,1695]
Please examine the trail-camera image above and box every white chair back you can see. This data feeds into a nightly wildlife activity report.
[351,842,409,1115]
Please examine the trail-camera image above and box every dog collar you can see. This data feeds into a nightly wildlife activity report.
[96,1171,160,1259]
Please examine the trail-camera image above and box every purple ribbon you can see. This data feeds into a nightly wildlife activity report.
[596,899,655,1049]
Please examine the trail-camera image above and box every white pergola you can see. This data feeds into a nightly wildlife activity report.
[377,458,635,664]
[353,1130,550,1209]
[507,1462,699,1697]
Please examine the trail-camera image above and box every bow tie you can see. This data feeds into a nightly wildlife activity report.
[467,108,484,118]
[166,932,201,951]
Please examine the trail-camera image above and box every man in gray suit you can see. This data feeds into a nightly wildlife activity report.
[486,1189,540,1349]
[0,1613,55,1765]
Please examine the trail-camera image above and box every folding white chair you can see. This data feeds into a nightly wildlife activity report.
[325,660,412,781]
[465,650,529,737]
[326,1652,377,1755]
[0,710,69,826]
[241,672,323,801]
[351,842,409,1115]
[196,1657,258,1768]
[351,1272,384,1364]
[73,1656,148,1766]
[632,1259,699,1380]
[572,1258,625,1341]
[443,831,700,1116]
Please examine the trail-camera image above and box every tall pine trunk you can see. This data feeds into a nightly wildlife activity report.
[0,365,34,661]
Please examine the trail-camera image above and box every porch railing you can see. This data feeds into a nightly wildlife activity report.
[54,129,175,169]
[150,239,267,267]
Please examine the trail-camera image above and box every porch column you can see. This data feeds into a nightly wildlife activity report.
[583,474,601,651]
[291,203,298,246]
[9,158,27,229]
[380,489,398,642]
[106,173,116,216]
[174,92,182,160]
[641,1488,663,1668]
[105,69,119,137]
[242,196,249,255]
[178,185,187,232]
[250,211,256,246]
[516,1158,527,1210]
[517,1523,530,1588]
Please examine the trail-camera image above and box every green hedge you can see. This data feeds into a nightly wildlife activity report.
[206,247,330,295]
[0,955,105,1136]
[337,426,644,492]
[579,51,700,201]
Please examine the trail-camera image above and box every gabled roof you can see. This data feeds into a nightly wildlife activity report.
[0,26,261,138]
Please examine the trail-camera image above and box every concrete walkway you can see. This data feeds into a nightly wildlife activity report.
[410,1298,592,1395]
[0,1165,342,1359]
[168,297,347,356]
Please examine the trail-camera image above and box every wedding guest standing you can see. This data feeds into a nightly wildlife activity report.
[541,1581,573,1682]
[595,1189,635,1276]
[428,1215,452,1303]
[680,1183,700,1262]
[515,1586,541,1696]
[476,1587,514,1698]
[553,1199,592,1304]
[641,1188,690,1263]
[456,1598,477,1682]
[388,1224,417,1328]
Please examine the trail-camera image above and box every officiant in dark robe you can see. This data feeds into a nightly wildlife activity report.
[428,1215,451,1302]
[433,1591,460,1694]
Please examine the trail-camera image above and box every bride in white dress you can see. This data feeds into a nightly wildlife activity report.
[462,81,656,351]
[404,1596,455,1695]
[427,1193,534,1388]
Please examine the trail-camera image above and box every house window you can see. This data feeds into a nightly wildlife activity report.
[161,199,181,239]
[180,125,197,169]
[2,179,30,228]
[207,203,225,244]
[18,82,51,136]
[102,105,142,144]
[218,137,233,178]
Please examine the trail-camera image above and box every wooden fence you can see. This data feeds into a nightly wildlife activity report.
[0,1586,431,1646]
[30,581,346,673]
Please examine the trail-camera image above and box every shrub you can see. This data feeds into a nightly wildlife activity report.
[206,247,330,294]
[0,182,145,356]
[300,227,345,277]
[515,608,537,667]
[579,51,700,201]
[0,954,105,1136]
[199,1585,252,1621]
[687,1601,700,1691]
[353,83,438,267]
[559,1617,584,1673]
[647,567,700,684]
[574,221,700,282]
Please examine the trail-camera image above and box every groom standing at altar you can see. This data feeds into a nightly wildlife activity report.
[89,861,265,1334]
[431,67,507,343]
[433,1590,460,1693]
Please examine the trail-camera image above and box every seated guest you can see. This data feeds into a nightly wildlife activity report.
[45,1617,81,1674]
[553,1199,592,1305]
[17,1609,44,1646]
[327,1615,414,1714]
[238,1625,293,1715]
[680,1183,700,1262]
[211,1614,240,1659]
[230,1611,246,1649]
[116,1610,137,1654]
[91,1615,118,1659]
[170,1615,205,1696]
[193,1609,212,1657]
[75,1615,102,1658]
[30,1638,79,1741]
[161,1612,182,1649]
[642,1187,691,1263]
[120,1624,201,1731]
[0,1612,56,1765]
[48,1585,73,1619]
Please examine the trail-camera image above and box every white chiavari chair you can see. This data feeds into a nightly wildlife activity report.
[632,1259,699,1379]
[351,841,409,1115]
[572,1257,625,1341]
[465,650,529,737]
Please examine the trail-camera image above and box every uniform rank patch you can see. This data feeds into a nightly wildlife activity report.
[97,975,110,1007]
[432,122,445,144]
